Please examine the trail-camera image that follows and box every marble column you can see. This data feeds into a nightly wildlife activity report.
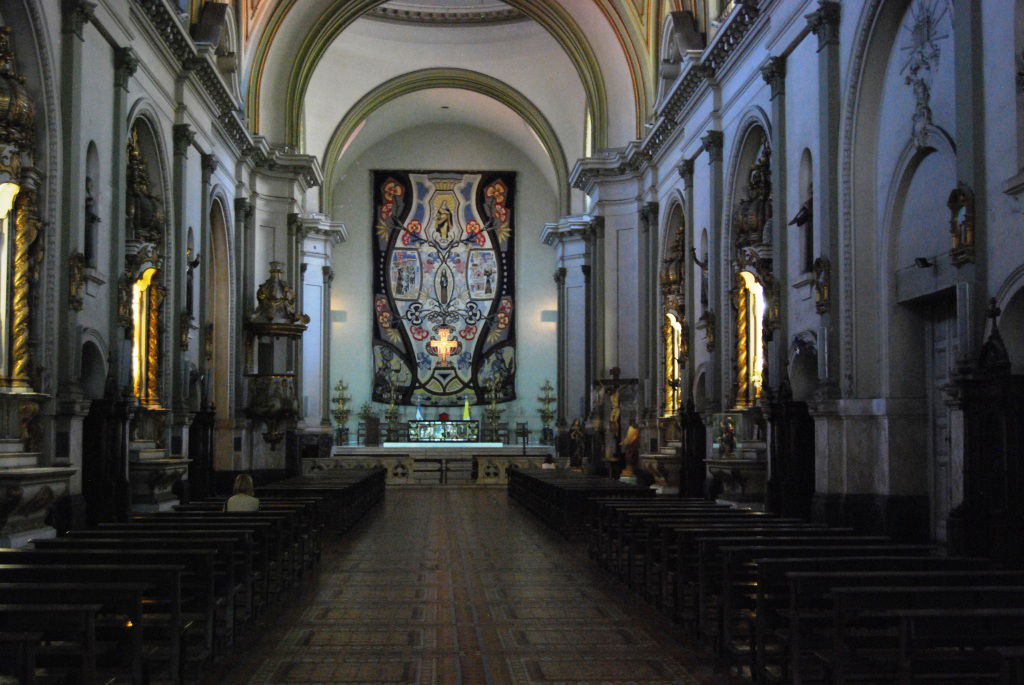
[638,201,660,417]
[166,124,195,457]
[677,159,696,394]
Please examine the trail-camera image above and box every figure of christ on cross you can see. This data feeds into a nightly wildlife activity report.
[429,327,460,366]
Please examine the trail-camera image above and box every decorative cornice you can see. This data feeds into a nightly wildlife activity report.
[702,130,724,163]
[130,0,252,155]
[291,212,347,244]
[366,5,526,25]
[702,0,761,74]
[172,123,195,158]
[760,56,786,99]
[540,215,602,247]
[62,0,96,39]
[807,1,841,49]
[113,46,139,91]
[259,146,323,190]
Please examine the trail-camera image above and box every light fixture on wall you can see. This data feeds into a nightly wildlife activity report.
[914,257,934,268]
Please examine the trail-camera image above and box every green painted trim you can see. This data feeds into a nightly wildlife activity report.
[320,68,571,216]
[253,0,607,152]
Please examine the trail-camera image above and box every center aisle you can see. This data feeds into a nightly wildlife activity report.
[212,487,740,685]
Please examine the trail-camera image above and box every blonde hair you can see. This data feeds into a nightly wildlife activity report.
[233,474,255,497]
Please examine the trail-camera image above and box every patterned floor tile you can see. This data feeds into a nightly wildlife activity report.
[208,488,744,685]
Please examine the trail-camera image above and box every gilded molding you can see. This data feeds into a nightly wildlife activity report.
[146,283,164,406]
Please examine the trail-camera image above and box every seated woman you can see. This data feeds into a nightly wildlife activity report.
[226,474,259,512]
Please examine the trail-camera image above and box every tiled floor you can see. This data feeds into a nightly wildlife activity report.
[211,487,742,684]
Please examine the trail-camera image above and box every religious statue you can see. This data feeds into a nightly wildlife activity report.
[620,419,641,477]
[569,418,584,470]
[692,243,709,311]
[718,416,737,458]
[436,201,453,240]
[608,387,621,438]
[732,143,772,247]
[789,185,814,272]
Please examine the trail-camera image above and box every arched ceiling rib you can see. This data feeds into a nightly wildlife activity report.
[244,0,650,149]
[321,68,570,215]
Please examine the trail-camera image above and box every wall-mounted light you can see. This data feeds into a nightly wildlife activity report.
[540,310,557,323]
[914,257,934,269]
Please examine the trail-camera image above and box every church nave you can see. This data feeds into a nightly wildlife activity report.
[210,488,737,685]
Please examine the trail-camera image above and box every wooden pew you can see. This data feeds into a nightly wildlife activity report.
[0,630,41,685]
[69,528,258,622]
[826,586,1024,684]
[715,544,936,668]
[0,603,103,684]
[33,536,240,647]
[0,547,219,666]
[0,564,185,684]
[781,567,1024,685]
[0,582,149,685]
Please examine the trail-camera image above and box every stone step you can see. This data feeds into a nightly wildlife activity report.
[0,438,25,454]
[130,447,167,462]
[0,451,41,468]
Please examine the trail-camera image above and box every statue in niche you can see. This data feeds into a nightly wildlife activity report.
[718,416,736,458]
[84,176,101,265]
[569,418,584,470]
[788,184,814,272]
[184,228,200,318]
[436,201,453,241]
[732,143,772,247]
[125,128,166,247]
[691,243,709,311]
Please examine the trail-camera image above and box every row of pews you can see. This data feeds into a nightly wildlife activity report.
[0,467,385,684]
[586,496,1024,684]
[507,467,653,537]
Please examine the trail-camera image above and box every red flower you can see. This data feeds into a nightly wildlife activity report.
[466,220,481,234]
[407,220,422,233]
[475,232,487,246]
[459,326,477,340]
[374,296,389,313]
[496,312,510,329]
[411,326,429,341]
[380,202,393,220]
[377,311,392,329]
[401,232,412,246]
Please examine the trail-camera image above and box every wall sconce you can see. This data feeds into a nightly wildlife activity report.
[540,310,558,322]
[914,257,933,268]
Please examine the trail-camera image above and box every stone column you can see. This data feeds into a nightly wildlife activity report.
[702,130,724,409]
[542,216,600,421]
[761,55,789,393]
[320,266,334,429]
[111,46,138,394]
[807,1,841,396]
[166,125,195,457]
[638,201,660,417]
[553,267,567,422]
[678,159,696,393]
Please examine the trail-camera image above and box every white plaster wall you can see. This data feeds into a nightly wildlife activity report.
[329,122,558,431]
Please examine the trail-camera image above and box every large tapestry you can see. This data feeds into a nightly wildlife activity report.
[371,171,516,406]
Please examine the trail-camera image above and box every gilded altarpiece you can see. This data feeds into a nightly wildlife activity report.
[371,171,516,406]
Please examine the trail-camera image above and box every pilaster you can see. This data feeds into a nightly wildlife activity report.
[702,130,724,410]
[678,158,697,394]
[167,125,196,456]
[807,0,841,397]
[638,201,660,417]
[761,55,789,394]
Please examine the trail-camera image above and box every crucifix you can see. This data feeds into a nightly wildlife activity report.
[429,327,459,366]
[594,367,638,472]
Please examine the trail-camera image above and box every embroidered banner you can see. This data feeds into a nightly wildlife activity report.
[371,171,516,406]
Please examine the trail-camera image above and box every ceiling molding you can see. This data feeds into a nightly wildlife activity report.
[320,67,570,215]
[246,0,611,150]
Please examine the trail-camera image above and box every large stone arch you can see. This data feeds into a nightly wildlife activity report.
[246,0,612,149]
[320,68,570,215]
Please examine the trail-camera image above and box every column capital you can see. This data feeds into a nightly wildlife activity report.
[553,267,567,286]
[322,265,335,286]
[806,1,840,50]
[677,158,694,186]
[114,47,139,91]
[62,0,96,39]
[172,124,195,159]
[702,130,724,164]
[201,153,218,184]
[760,56,787,99]
[639,202,659,231]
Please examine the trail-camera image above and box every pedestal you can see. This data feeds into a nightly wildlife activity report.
[0,466,77,546]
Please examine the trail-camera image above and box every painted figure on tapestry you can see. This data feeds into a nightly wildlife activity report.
[371,171,516,406]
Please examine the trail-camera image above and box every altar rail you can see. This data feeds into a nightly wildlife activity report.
[306,446,554,485]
